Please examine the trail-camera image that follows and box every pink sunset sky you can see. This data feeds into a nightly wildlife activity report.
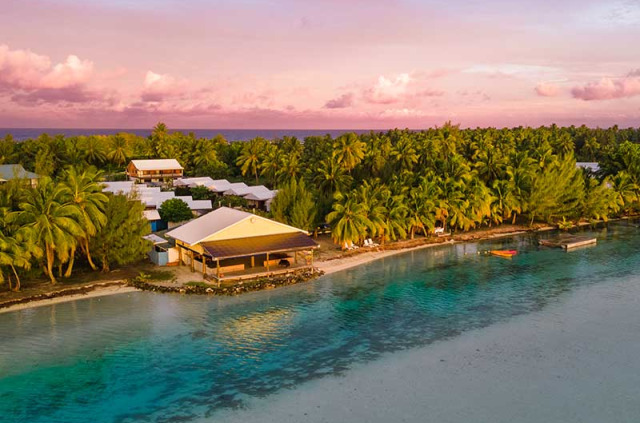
[1,0,639,129]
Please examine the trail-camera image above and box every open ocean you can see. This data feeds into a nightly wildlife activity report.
[0,128,377,142]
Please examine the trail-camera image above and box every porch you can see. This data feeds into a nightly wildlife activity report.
[177,232,318,282]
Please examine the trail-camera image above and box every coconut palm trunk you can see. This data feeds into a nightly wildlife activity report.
[10,264,20,291]
[64,246,76,278]
[81,238,98,270]
[46,244,56,284]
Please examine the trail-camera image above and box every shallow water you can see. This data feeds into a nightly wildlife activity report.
[1,223,638,422]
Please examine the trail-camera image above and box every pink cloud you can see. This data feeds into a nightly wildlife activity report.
[572,72,640,101]
[141,71,187,102]
[0,45,94,90]
[40,55,93,89]
[535,82,560,97]
[0,44,51,90]
[0,44,111,106]
[11,86,111,106]
[324,92,354,109]
[364,73,411,104]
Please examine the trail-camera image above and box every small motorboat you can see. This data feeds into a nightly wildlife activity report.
[490,250,518,258]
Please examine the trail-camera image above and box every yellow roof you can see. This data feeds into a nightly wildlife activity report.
[165,207,307,246]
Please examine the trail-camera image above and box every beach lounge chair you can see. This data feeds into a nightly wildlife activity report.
[365,238,379,247]
[434,227,445,235]
[348,241,359,250]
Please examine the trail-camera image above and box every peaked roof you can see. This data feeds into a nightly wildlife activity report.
[245,189,277,201]
[130,159,183,171]
[0,164,39,181]
[143,209,162,221]
[165,206,306,245]
[173,177,215,187]
[225,185,271,197]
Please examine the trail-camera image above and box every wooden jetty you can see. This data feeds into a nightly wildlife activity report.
[539,236,597,250]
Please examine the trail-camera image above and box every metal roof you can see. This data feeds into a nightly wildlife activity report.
[0,164,39,181]
[166,207,253,245]
[201,232,318,260]
[576,162,600,172]
[224,184,270,197]
[245,189,277,201]
[173,177,215,188]
[143,210,162,221]
[143,234,169,245]
[130,159,183,171]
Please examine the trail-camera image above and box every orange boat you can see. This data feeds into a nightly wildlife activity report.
[490,250,517,258]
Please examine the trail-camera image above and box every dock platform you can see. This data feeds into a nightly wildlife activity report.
[539,236,597,250]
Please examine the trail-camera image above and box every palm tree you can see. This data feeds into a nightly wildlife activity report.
[192,138,220,169]
[354,181,387,240]
[14,178,84,284]
[277,153,301,185]
[313,156,353,198]
[107,135,130,166]
[379,191,409,243]
[406,178,437,238]
[327,192,371,248]
[62,167,108,275]
[237,138,266,183]
[80,136,107,165]
[260,144,282,187]
[0,226,39,291]
[333,133,366,172]
[391,135,418,172]
[611,171,638,214]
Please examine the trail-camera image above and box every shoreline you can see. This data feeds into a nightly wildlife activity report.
[0,283,137,314]
[0,222,607,314]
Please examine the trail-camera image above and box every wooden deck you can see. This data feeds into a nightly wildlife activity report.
[205,263,314,283]
[539,236,597,250]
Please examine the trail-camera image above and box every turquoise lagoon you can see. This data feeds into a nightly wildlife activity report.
[1,223,639,422]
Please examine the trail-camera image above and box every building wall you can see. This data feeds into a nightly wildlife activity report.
[148,248,169,266]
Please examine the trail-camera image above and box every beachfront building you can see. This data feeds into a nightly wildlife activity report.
[126,159,184,183]
[166,207,319,281]
[0,164,40,187]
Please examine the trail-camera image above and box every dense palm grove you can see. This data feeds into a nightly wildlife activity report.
[2,122,640,289]
[0,168,150,290]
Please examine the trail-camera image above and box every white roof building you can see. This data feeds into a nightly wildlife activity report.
[130,159,183,171]
[173,177,216,188]
[245,189,277,202]
[103,181,212,216]
[208,179,234,193]
[224,184,271,197]
[576,162,600,173]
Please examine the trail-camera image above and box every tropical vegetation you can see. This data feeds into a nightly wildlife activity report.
[2,121,640,290]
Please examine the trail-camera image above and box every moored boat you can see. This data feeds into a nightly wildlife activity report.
[490,250,517,258]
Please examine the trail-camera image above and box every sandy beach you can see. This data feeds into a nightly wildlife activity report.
[316,239,456,275]
[214,275,640,423]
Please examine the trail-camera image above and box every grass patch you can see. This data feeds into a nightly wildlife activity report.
[145,270,175,281]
